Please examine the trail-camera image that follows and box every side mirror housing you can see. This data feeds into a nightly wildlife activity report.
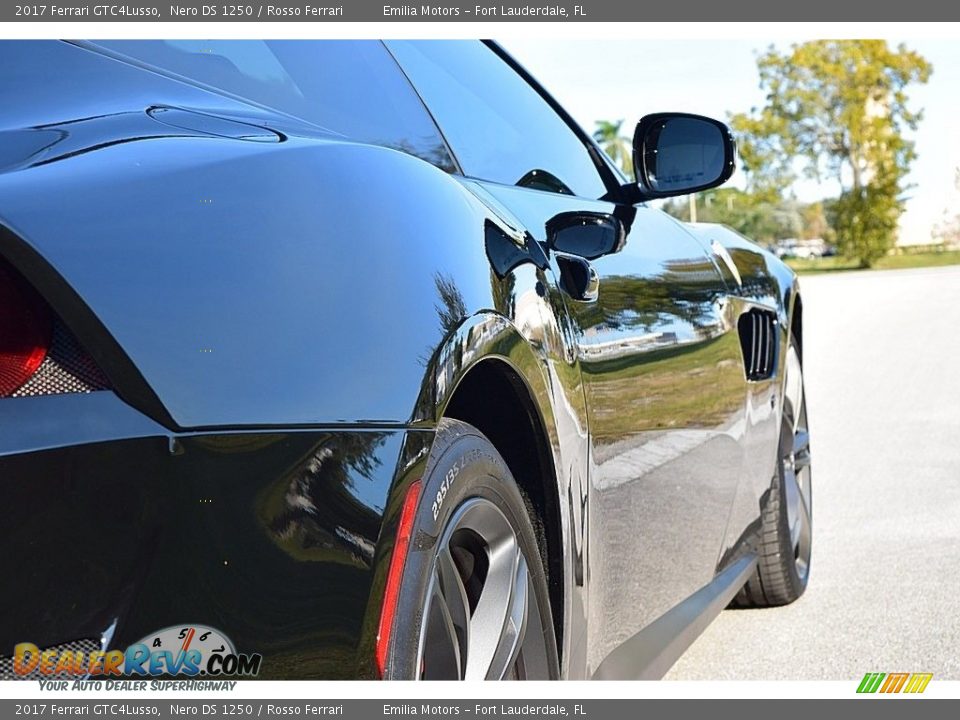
[632,113,736,198]
[545,211,625,261]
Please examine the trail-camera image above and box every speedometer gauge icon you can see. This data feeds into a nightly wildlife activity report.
[136,624,236,658]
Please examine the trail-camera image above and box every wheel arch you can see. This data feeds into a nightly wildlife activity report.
[426,313,567,661]
[790,289,804,362]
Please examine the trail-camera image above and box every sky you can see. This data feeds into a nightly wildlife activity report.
[504,39,960,245]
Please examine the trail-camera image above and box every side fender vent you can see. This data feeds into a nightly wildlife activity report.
[737,308,777,381]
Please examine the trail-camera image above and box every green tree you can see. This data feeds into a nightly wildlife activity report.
[800,201,833,242]
[731,41,932,266]
[664,188,821,245]
[593,119,633,179]
[729,111,794,202]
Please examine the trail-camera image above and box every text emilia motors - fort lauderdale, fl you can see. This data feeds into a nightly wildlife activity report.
[383,4,588,16]
[13,3,587,17]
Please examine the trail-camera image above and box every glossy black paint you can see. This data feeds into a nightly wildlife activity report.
[0,40,802,679]
[0,393,422,679]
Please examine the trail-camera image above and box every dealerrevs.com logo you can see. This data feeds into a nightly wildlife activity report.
[11,625,262,678]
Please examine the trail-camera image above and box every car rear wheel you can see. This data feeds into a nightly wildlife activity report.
[381,419,559,680]
[736,331,812,607]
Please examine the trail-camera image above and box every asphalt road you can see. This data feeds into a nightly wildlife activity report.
[666,264,960,680]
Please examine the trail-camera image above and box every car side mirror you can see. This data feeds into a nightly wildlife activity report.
[632,113,736,198]
[545,211,625,261]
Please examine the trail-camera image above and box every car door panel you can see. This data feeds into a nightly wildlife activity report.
[574,209,748,670]
[392,38,750,675]
[477,183,749,670]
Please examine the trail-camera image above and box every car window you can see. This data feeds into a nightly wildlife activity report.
[386,40,608,199]
[92,40,456,172]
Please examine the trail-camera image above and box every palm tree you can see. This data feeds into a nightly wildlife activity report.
[593,120,633,179]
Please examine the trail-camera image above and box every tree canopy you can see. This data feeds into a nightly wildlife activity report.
[731,40,932,266]
[593,119,633,180]
[594,41,933,267]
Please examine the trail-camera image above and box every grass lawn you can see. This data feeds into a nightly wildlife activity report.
[786,250,960,274]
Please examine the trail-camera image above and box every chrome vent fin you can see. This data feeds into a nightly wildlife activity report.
[737,308,778,381]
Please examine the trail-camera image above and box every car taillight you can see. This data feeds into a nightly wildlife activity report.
[0,259,52,397]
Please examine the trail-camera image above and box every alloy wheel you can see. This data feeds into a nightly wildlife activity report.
[416,497,551,680]
[781,343,812,581]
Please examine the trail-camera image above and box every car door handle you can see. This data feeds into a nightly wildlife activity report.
[555,253,599,302]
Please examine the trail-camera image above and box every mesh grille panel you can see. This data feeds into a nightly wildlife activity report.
[0,637,101,681]
[12,319,110,397]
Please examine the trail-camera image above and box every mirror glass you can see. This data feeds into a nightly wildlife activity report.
[643,117,725,193]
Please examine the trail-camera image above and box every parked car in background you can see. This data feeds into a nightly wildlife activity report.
[775,237,828,259]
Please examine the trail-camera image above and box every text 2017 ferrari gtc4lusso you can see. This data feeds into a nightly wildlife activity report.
[0,40,811,680]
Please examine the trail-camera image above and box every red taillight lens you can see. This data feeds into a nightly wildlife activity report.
[375,479,422,679]
[0,260,52,397]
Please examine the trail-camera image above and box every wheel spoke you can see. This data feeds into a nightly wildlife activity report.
[485,549,529,680]
[784,467,802,548]
[793,427,812,476]
[784,347,805,432]
[793,429,811,467]
[436,547,471,677]
[792,384,804,433]
[785,462,812,550]
[794,466,813,574]
[464,534,520,680]
[797,473,812,529]
[422,582,463,679]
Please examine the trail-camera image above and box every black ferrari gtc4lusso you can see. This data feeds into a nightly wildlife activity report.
[0,40,811,680]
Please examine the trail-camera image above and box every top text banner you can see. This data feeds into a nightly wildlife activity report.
[3,0,957,21]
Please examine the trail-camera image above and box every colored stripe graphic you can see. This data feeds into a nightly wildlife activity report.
[857,673,885,693]
[904,673,933,694]
[857,672,932,694]
[880,673,909,693]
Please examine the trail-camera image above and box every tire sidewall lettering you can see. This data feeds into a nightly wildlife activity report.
[431,447,485,522]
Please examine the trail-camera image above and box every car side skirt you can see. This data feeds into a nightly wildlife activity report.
[591,553,759,680]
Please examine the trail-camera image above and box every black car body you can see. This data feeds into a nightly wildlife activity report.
[0,40,809,680]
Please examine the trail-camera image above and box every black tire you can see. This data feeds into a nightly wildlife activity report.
[736,331,812,607]
[383,418,560,680]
